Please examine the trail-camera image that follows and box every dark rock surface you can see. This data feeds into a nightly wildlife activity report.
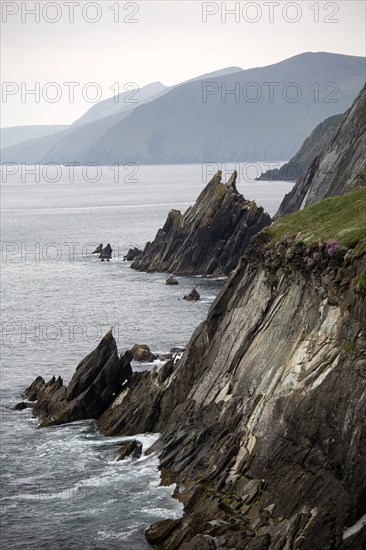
[165,276,179,286]
[277,84,366,217]
[92,243,103,254]
[100,243,112,261]
[24,330,132,427]
[95,231,366,549]
[183,289,200,302]
[116,440,143,460]
[124,247,143,261]
[131,344,156,362]
[13,401,34,411]
[257,113,343,181]
[131,171,271,276]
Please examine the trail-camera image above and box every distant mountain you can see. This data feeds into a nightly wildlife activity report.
[72,81,168,127]
[1,53,365,165]
[0,67,241,164]
[276,83,366,217]
[0,125,67,150]
[257,113,344,181]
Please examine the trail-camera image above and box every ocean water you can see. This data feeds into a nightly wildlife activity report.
[0,164,293,548]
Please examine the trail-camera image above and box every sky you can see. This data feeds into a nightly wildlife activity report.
[1,0,365,127]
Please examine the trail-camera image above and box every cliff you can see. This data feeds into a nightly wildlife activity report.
[26,187,366,549]
[131,171,271,276]
[277,84,366,217]
[256,114,343,181]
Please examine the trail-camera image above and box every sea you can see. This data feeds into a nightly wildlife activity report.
[0,163,293,549]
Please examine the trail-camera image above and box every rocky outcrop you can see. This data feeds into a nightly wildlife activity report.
[100,243,112,261]
[165,277,179,286]
[257,114,343,181]
[92,243,103,254]
[124,247,143,261]
[277,84,366,216]
[116,440,143,460]
[131,171,271,276]
[24,330,132,427]
[183,289,200,302]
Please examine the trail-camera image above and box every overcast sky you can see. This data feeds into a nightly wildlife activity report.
[1,0,365,127]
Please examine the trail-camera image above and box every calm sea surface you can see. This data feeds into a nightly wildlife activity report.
[0,164,293,548]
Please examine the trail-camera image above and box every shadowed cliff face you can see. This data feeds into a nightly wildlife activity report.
[143,235,365,549]
[257,113,343,182]
[277,84,366,217]
[131,171,271,276]
[24,330,132,427]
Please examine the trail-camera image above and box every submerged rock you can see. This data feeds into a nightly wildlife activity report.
[99,243,112,261]
[131,171,271,276]
[183,288,200,301]
[116,440,142,460]
[131,344,156,362]
[165,276,179,286]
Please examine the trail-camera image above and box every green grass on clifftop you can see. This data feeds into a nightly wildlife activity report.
[267,187,366,256]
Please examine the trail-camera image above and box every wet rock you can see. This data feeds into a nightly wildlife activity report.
[100,243,112,261]
[124,247,142,261]
[23,375,46,401]
[92,243,103,254]
[165,276,179,285]
[145,519,181,544]
[116,440,142,460]
[170,347,185,354]
[25,330,132,427]
[14,401,34,411]
[131,344,156,362]
[183,288,200,302]
[131,171,271,276]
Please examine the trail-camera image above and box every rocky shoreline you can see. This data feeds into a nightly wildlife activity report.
[17,85,366,549]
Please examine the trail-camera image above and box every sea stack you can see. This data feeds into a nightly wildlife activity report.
[131,171,271,276]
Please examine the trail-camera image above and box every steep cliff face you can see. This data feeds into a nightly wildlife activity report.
[277,84,366,217]
[100,189,366,549]
[131,171,271,276]
[257,114,343,181]
[26,188,366,548]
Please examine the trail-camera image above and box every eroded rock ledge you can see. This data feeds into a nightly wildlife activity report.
[130,170,271,276]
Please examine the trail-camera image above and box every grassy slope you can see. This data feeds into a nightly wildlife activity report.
[267,186,366,256]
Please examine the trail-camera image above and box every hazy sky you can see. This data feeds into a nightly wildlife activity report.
[1,0,365,127]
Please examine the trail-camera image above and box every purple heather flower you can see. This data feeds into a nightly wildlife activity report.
[326,239,341,256]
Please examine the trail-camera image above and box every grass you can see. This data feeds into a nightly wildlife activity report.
[266,186,366,256]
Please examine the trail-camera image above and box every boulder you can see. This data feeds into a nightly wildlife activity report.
[165,276,179,285]
[92,243,103,254]
[100,243,112,261]
[183,288,200,301]
[131,344,156,362]
[116,439,143,460]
